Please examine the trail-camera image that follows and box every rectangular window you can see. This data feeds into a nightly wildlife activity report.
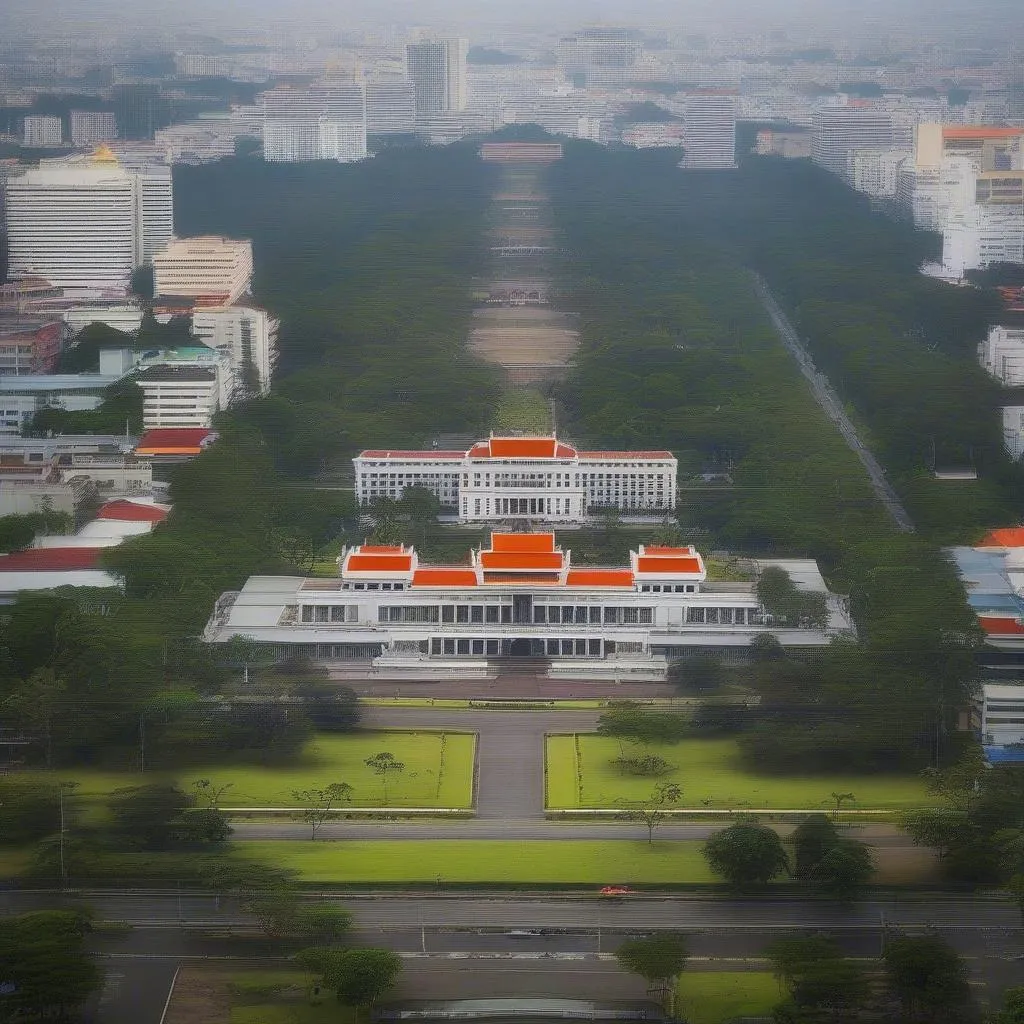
[719,608,734,625]
[486,639,500,656]
[623,607,639,624]
[589,607,601,624]
[576,606,587,624]
[331,606,347,622]
[687,607,706,624]
[561,639,574,656]
[442,606,455,623]
[501,606,512,624]
[706,608,720,625]
[588,638,602,656]
[486,606,500,623]
[457,639,470,655]
[534,606,547,624]
[301,605,314,622]
[456,606,469,624]
[472,639,485,655]
[639,608,653,624]
[546,639,560,655]
[471,606,483,623]
[548,606,561,624]
[604,607,617,624]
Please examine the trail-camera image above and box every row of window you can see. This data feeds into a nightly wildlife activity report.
[300,604,359,622]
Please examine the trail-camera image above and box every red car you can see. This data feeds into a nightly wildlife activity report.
[598,886,633,897]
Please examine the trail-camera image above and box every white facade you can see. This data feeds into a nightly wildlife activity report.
[4,150,172,294]
[152,236,253,304]
[1002,406,1024,460]
[203,533,853,676]
[811,106,896,177]
[847,147,910,197]
[262,82,366,163]
[678,91,737,170]
[980,325,1024,385]
[366,75,417,136]
[135,360,230,429]
[621,123,686,149]
[22,116,63,147]
[406,39,468,118]
[354,436,677,523]
[976,683,1024,747]
[191,305,278,394]
[69,111,118,146]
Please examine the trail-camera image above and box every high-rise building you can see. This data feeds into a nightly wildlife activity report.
[152,236,254,304]
[4,148,172,295]
[22,116,63,147]
[191,305,278,395]
[405,39,468,118]
[677,90,738,170]
[69,111,118,146]
[811,105,896,177]
[112,84,170,140]
[366,75,417,136]
[555,28,643,88]
[262,81,366,163]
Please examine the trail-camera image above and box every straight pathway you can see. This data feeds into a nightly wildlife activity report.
[752,273,914,533]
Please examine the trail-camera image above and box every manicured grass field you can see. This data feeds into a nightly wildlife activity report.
[229,970,353,1024]
[236,839,716,884]
[547,735,934,811]
[677,972,780,1024]
[3,731,476,810]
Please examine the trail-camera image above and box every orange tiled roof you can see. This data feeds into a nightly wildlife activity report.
[480,551,564,571]
[643,545,692,556]
[411,568,478,587]
[481,574,563,585]
[635,555,703,575]
[942,126,1024,140]
[346,553,414,573]
[978,528,1024,548]
[359,545,407,554]
[565,569,634,587]
[979,615,1024,636]
[490,533,557,552]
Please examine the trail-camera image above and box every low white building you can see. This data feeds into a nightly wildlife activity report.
[69,111,118,146]
[152,236,253,305]
[134,351,233,429]
[846,147,910,197]
[354,436,678,523]
[975,683,1024,747]
[22,116,63,147]
[203,531,853,678]
[979,324,1024,385]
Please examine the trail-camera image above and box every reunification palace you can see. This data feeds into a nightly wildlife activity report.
[204,532,854,680]
[353,435,678,522]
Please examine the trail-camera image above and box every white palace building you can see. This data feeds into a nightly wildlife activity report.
[353,436,678,523]
[203,532,853,680]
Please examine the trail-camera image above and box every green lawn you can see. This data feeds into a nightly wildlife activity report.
[547,735,934,811]
[236,839,715,884]
[676,972,780,1024]
[230,970,357,1024]
[0,847,32,882]
[3,731,476,810]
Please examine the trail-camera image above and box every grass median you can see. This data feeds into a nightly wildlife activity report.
[235,839,716,885]
[2,731,476,811]
[677,972,780,1024]
[547,734,934,812]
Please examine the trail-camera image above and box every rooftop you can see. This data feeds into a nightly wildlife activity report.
[0,547,104,571]
[134,365,216,382]
[135,428,217,456]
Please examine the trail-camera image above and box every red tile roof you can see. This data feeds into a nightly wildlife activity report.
[471,437,578,459]
[346,553,414,573]
[943,127,1024,140]
[97,500,168,523]
[978,528,1024,548]
[635,555,703,575]
[480,551,564,571]
[135,428,215,456]
[359,545,407,554]
[481,574,563,585]
[979,615,1024,636]
[0,547,104,571]
[490,533,557,553]
[411,568,478,587]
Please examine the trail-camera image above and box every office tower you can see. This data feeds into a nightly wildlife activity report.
[22,116,63,147]
[555,28,643,88]
[69,111,118,146]
[811,105,896,177]
[4,148,170,295]
[112,84,170,140]
[405,39,468,118]
[191,305,279,394]
[152,237,254,304]
[678,90,737,170]
[262,82,366,163]
[366,75,417,136]
[136,164,174,264]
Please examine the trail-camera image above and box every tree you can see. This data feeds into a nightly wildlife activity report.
[296,681,362,732]
[192,778,234,809]
[791,814,839,879]
[625,783,683,844]
[292,782,353,839]
[615,931,689,1013]
[667,654,724,694]
[766,935,869,1018]
[883,934,976,1023]
[400,485,441,546]
[811,839,874,901]
[296,904,353,945]
[0,780,61,844]
[2,667,67,768]
[703,818,790,888]
[830,791,856,821]
[107,783,192,851]
[0,910,101,1020]
[364,752,405,806]
[298,947,403,1010]
[991,986,1024,1024]
[690,702,748,735]
[1010,875,1024,926]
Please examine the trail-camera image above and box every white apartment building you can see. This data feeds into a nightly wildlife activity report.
[152,236,253,304]
[4,149,170,295]
[354,436,677,523]
[22,116,63,147]
[811,105,896,178]
[134,351,233,429]
[406,39,468,118]
[69,111,118,146]
[846,147,910,197]
[191,305,278,394]
[1001,406,1024,460]
[941,170,1024,279]
[262,82,366,163]
[202,531,853,678]
[677,90,738,170]
[366,75,417,136]
[975,683,1024,747]
[980,324,1024,385]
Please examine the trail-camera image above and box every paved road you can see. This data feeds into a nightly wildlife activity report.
[363,708,600,818]
[229,820,920,844]
[752,273,915,534]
